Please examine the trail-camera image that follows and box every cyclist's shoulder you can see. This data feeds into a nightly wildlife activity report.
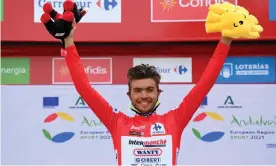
[155,107,179,121]
[113,108,134,121]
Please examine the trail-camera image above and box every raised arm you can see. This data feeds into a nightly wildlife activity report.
[62,25,121,133]
[171,37,232,132]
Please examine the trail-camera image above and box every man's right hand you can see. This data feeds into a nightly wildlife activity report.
[64,20,76,48]
[220,36,232,46]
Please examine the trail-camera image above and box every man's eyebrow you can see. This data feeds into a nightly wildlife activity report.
[133,86,155,90]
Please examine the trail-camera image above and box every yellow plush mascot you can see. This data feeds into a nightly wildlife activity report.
[205,2,263,39]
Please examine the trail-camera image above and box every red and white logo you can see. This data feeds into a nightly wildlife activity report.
[133,148,163,156]
[52,58,112,84]
[151,0,238,22]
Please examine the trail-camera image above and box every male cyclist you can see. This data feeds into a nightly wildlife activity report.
[63,20,232,165]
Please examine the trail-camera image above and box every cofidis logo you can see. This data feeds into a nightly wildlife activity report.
[192,112,224,142]
[42,112,75,143]
[151,0,237,22]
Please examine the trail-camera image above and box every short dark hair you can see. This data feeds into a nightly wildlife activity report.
[127,64,161,88]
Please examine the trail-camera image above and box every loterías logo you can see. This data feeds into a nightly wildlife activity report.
[192,112,225,142]
[151,0,238,22]
[42,112,75,143]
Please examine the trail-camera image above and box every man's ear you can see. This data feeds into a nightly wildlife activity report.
[158,89,163,94]
[157,89,163,97]
[126,91,132,100]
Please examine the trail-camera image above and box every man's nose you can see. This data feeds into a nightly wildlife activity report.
[141,90,148,98]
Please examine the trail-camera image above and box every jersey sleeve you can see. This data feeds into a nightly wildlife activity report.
[64,45,124,134]
[167,41,230,132]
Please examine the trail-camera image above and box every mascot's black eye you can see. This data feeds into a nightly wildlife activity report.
[239,21,244,25]
[233,23,238,27]
[244,14,246,18]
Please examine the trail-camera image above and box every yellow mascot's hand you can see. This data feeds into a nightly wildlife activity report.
[206,2,241,23]
[206,2,249,24]
[205,11,239,33]
[205,2,263,39]
[208,2,236,15]
[247,15,264,33]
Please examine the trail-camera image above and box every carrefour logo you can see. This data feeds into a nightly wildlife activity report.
[156,65,188,75]
[174,65,188,75]
[37,0,93,8]
[42,112,75,143]
[192,112,225,142]
[34,0,121,23]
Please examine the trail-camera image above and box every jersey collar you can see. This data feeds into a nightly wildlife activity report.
[130,100,160,117]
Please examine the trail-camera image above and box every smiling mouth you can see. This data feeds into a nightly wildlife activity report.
[233,14,247,27]
[140,101,150,105]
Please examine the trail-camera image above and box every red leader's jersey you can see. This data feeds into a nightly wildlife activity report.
[64,41,230,165]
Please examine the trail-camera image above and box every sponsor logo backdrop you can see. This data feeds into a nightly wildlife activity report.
[1,58,30,84]
[0,0,3,21]
[34,0,121,23]
[151,0,238,22]
[269,0,276,21]
[1,56,274,85]
[217,56,275,83]
[2,0,276,41]
[52,58,112,84]
[2,84,276,165]
[133,58,192,83]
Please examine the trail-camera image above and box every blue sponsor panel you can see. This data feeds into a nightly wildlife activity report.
[201,96,208,106]
[269,0,276,21]
[43,97,59,108]
[216,56,275,83]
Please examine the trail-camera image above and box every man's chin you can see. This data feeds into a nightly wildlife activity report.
[132,103,156,114]
[136,106,154,114]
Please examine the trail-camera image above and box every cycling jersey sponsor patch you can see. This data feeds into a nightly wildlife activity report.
[129,131,144,136]
[128,139,167,147]
[133,148,162,156]
[134,157,161,163]
[130,125,146,130]
[121,135,172,165]
[113,108,119,113]
[151,123,166,135]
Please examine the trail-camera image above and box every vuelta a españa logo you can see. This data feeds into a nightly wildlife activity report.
[192,112,225,142]
[160,0,177,11]
[42,112,75,143]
